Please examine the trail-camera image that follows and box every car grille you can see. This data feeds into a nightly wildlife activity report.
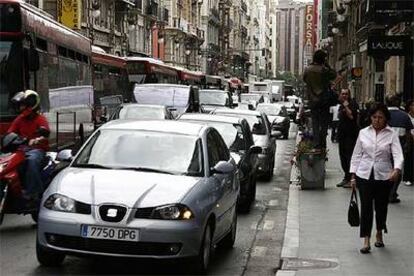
[45,234,182,256]
[134,207,155,219]
[99,205,127,222]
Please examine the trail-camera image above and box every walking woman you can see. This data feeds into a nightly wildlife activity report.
[349,103,404,254]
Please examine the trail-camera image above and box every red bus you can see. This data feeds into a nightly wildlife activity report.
[177,68,205,87]
[91,47,131,124]
[125,57,179,86]
[0,1,93,150]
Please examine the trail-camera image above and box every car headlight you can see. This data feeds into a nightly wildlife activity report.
[44,194,91,214]
[152,204,194,220]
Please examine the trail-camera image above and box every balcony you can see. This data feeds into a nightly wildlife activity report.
[146,0,158,18]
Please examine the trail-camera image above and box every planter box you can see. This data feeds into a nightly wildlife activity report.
[298,152,326,190]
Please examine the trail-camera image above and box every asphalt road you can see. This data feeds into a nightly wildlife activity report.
[0,125,298,276]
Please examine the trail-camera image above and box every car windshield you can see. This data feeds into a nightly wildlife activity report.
[199,91,228,106]
[257,105,280,116]
[215,112,267,135]
[73,129,203,176]
[134,86,190,108]
[185,120,245,152]
[118,106,165,120]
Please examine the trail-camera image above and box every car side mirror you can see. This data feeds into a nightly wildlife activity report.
[248,145,262,155]
[211,161,235,174]
[56,149,73,162]
[271,130,282,138]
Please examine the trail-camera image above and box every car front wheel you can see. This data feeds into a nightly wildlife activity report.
[36,239,65,267]
[193,223,213,274]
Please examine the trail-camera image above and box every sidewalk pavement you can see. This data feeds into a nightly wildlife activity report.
[277,135,414,276]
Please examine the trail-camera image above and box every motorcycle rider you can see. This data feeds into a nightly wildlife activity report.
[7,90,50,201]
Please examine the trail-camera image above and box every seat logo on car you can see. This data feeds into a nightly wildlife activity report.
[107,208,118,217]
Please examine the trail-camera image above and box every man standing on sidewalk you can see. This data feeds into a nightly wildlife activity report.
[386,95,414,203]
[336,89,359,188]
[303,50,337,150]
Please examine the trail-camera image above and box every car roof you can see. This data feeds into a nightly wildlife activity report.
[179,114,243,124]
[241,93,263,96]
[200,89,227,93]
[134,84,190,89]
[101,120,206,136]
[120,104,166,109]
[214,109,262,116]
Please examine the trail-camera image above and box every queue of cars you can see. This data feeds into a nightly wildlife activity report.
[36,84,296,272]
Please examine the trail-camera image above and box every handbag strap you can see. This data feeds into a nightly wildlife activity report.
[350,189,358,204]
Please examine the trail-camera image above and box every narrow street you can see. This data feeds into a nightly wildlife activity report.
[0,127,298,276]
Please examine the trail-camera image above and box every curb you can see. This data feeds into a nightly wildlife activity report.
[275,133,301,276]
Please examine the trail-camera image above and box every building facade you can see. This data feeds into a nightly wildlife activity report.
[275,0,307,77]
[325,0,413,104]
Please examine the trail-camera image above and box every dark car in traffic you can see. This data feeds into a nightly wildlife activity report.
[212,109,277,180]
[256,103,290,139]
[179,114,261,212]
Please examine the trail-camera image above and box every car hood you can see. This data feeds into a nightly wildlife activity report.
[253,134,268,147]
[51,168,200,208]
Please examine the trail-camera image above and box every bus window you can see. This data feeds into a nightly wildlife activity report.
[0,40,23,117]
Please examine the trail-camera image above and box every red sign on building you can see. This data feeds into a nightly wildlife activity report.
[304,5,315,48]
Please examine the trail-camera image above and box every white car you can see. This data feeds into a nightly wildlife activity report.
[37,120,239,273]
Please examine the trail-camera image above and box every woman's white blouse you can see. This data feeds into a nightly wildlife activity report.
[350,125,404,180]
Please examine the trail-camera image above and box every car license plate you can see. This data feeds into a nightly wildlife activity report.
[81,225,139,242]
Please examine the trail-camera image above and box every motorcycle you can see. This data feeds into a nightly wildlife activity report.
[0,132,57,224]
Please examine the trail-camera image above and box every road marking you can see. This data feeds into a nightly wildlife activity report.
[268,199,279,206]
[252,246,267,257]
[273,187,282,192]
[263,220,274,230]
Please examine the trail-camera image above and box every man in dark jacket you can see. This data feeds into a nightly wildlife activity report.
[386,94,414,203]
[336,89,359,187]
[303,50,337,150]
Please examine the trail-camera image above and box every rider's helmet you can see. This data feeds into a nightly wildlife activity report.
[11,90,40,112]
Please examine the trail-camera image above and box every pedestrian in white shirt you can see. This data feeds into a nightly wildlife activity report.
[329,104,340,142]
[350,103,403,254]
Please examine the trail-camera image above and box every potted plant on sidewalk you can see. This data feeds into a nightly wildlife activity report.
[292,131,327,189]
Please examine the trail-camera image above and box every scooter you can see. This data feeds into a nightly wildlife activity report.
[0,132,56,224]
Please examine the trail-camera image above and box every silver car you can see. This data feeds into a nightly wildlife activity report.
[37,120,239,273]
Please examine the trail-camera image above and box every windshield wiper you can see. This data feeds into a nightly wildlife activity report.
[116,167,175,175]
[73,163,113,169]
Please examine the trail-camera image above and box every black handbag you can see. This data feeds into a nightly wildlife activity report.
[348,189,360,227]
